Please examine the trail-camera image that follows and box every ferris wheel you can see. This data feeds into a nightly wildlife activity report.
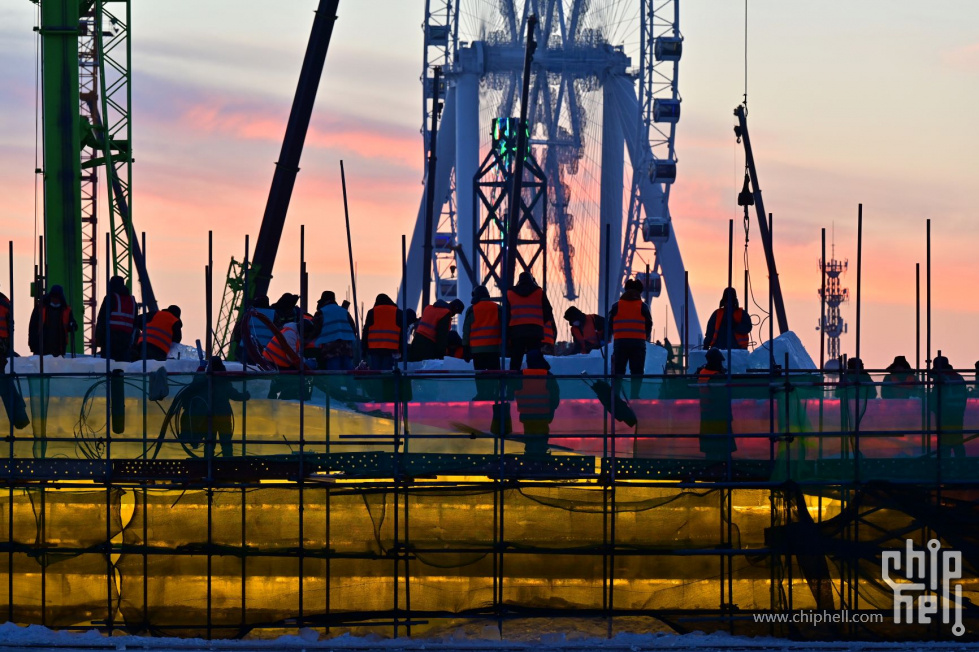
[407,0,701,343]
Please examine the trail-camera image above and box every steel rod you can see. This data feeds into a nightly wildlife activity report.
[339,160,360,337]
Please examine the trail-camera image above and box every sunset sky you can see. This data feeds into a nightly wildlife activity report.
[1,1,977,370]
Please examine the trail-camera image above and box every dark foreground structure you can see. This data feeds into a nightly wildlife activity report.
[0,365,976,640]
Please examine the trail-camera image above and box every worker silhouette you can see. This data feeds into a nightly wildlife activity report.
[930,355,968,458]
[310,290,358,370]
[270,293,301,329]
[563,306,605,354]
[137,305,182,361]
[362,294,404,371]
[0,284,29,431]
[881,355,917,399]
[506,272,553,370]
[608,278,652,399]
[515,350,561,457]
[703,287,751,350]
[697,347,735,462]
[231,295,276,364]
[409,299,464,361]
[463,285,503,401]
[95,275,137,362]
[180,357,251,458]
[28,285,78,357]
[834,357,875,457]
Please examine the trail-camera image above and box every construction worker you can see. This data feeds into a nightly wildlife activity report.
[262,321,302,370]
[463,286,502,368]
[446,331,465,359]
[463,285,502,400]
[310,291,358,370]
[563,306,605,354]
[302,313,318,360]
[94,275,137,362]
[409,299,464,362]
[663,335,679,372]
[362,294,404,371]
[881,355,917,399]
[263,321,312,400]
[28,285,78,357]
[270,292,301,328]
[0,284,11,365]
[834,357,876,454]
[929,355,968,458]
[542,316,557,355]
[231,295,276,364]
[0,284,28,430]
[607,278,652,399]
[137,305,182,361]
[514,350,561,457]
[180,357,251,458]
[506,271,553,371]
[697,347,735,462]
[703,287,752,350]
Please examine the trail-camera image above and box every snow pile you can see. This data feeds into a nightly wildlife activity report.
[0,622,968,650]
[748,331,817,370]
[686,332,816,374]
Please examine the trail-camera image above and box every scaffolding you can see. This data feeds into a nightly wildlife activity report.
[0,362,976,640]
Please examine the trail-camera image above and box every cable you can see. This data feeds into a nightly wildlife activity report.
[33,2,41,269]
[743,0,749,111]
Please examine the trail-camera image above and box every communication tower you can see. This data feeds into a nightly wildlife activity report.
[818,243,848,363]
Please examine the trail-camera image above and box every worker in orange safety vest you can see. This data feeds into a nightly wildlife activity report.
[506,272,554,371]
[409,299,464,361]
[703,287,752,350]
[136,305,182,361]
[607,279,652,399]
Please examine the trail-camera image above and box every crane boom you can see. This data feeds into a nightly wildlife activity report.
[251,0,341,300]
[734,104,789,334]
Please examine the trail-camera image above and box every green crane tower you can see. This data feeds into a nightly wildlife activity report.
[39,0,85,346]
[38,0,155,354]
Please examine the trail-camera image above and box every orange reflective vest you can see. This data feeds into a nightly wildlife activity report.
[708,308,749,349]
[0,299,9,340]
[367,304,401,351]
[447,344,464,359]
[139,310,177,353]
[42,305,73,330]
[109,294,136,333]
[516,368,551,420]
[698,367,720,385]
[415,305,451,343]
[469,301,501,348]
[263,323,301,369]
[612,298,646,340]
[571,315,601,352]
[543,319,556,346]
[507,288,544,327]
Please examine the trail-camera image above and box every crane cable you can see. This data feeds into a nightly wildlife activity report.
[743,0,749,112]
[736,0,771,347]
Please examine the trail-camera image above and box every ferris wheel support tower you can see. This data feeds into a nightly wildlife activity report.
[407,1,701,346]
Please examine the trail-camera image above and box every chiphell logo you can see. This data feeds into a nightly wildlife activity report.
[882,539,964,636]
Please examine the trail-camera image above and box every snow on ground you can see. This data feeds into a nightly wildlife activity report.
[0,624,971,652]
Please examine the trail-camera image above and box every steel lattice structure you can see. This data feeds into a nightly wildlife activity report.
[78,12,100,353]
[407,0,700,343]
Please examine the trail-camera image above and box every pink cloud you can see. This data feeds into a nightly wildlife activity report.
[942,42,979,70]
[182,102,420,167]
